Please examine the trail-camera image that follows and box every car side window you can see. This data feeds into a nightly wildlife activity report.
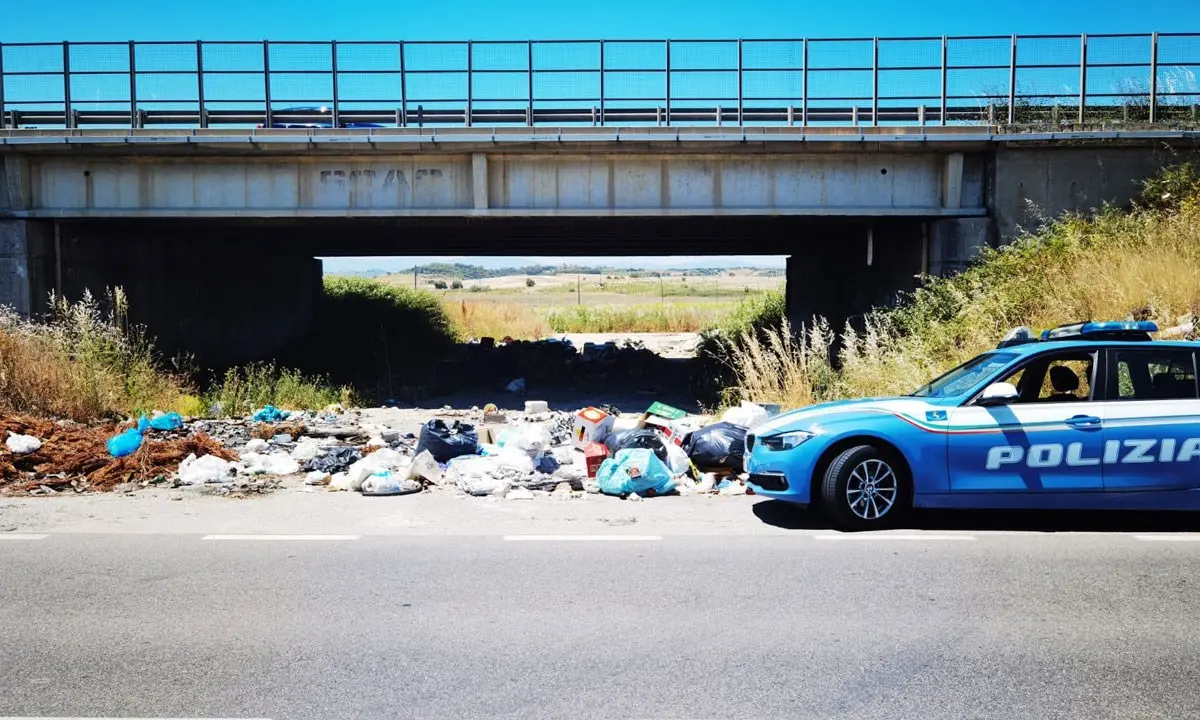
[993,352,1096,404]
[1110,349,1197,400]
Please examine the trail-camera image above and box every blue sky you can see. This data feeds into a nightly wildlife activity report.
[2,0,1190,43]
[4,1,1194,271]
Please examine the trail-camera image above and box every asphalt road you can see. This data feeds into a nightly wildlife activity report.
[3,528,1200,720]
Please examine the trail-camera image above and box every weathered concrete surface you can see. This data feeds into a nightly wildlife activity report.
[991,145,1200,241]
[0,219,52,317]
[19,153,986,218]
[928,217,996,276]
[786,221,925,331]
[56,225,321,366]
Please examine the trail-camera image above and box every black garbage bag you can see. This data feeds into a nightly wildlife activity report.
[683,422,748,472]
[306,446,362,474]
[605,428,670,464]
[416,420,480,463]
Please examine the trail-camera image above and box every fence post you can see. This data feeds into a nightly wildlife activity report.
[263,40,273,129]
[1008,34,1017,125]
[63,41,73,129]
[465,40,473,127]
[129,41,138,128]
[1078,33,1087,125]
[801,38,808,126]
[1,42,7,128]
[737,38,744,126]
[871,37,879,127]
[331,41,340,128]
[196,41,207,129]
[939,35,947,126]
[599,40,605,126]
[527,41,534,127]
[1149,32,1159,124]
[398,41,407,127]
[664,39,671,126]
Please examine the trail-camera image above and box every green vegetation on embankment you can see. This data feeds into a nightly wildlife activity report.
[712,163,1200,410]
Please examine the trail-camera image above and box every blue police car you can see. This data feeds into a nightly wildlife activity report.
[745,321,1200,529]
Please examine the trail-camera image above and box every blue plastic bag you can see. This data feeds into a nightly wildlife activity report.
[148,412,183,431]
[106,428,143,458]
[595,448,676,497]
[252,405,289,423]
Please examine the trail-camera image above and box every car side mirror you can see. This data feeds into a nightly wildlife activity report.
[978,382,1020,406]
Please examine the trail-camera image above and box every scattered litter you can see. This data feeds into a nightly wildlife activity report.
[306,471,331,486]
[270,433,294,445]
[361,471,422,496]
[720,401,769,430]
[306,446,362,475]
[148,412,184,431]
[596,448,676,498]
[573,407,616,449]
[409,450,443,486]
[684,422,748,473]
[106,428,143,458]
[416,420,480,463]
[178,453,234,485]
[252,405,289,423]
[244,438,269,453]
[501,424,552,458]
[524,400,549,413]
[291,439,323,463]
[5,433,41,455]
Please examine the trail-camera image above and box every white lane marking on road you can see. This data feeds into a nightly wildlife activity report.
[1133,534,1200,542]
[201,534,360,541]
[503,534,663,542]
[814,533,977,541]
[0,534,49,541]
[0,717,271,719]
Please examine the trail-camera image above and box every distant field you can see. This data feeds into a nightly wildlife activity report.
[375,270,785,338]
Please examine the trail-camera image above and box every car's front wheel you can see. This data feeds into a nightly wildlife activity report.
[820,445,906,530]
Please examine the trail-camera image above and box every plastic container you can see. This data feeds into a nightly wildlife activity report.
[524,400,549,413]
[573,407,616,450]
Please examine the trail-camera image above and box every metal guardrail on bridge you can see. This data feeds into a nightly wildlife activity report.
[1,34,1198,130]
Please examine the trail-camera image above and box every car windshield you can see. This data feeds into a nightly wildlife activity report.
[909,351,1018,398]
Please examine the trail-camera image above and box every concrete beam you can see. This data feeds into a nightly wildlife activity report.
[472,153,488,211]
[0,219,52,316]
[19,153,989,219]
[942,153,963,209]
[2,155,33,211]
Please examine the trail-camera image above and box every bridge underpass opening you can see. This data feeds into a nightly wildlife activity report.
[4,214,965,403]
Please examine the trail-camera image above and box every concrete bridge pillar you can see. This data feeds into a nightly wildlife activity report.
[0,219,54,317]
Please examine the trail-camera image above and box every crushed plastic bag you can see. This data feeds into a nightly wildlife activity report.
[500,424,552,458]
[604,429,670,463]
[106,428,144,458]
[345,448,411,492]
[361,471,422,496]
[178,453,234,485]
[449,452,534,496]
[408,450,444,485]
[595,448,677,497]
[148,412,184,431]
[664,442,693,477]
[720,401,769,430]
[683,422,748,472]
[244,438,269,453]
[5,432,41,455]
[252,405,289,423]
[291,439,323,463]
[415,420,480,463]
[306,445,362,474]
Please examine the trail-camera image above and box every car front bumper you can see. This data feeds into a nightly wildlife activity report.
[744,432,827,504]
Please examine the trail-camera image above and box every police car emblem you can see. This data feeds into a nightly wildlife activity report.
[926,410,948,422]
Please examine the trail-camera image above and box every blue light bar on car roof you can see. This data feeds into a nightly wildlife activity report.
[1040,320,1159,341]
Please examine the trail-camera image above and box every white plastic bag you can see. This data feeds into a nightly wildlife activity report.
[291,439,323,463]
[262,454,301,476]
[5,432,41,455]
[721,401,769,430]
[408,450,444,485]
[504,424,552,458]
[178,453,234,485]
[664,442,692,477]
[244,438,269,453]
[345,448,411,492]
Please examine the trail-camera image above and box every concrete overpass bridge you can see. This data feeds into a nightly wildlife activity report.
[2,33,1199,365]
[2,126,1198,365]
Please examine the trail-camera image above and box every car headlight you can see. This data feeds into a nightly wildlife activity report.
[759,430,814,451]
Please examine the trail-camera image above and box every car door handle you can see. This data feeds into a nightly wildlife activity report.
[1065,415,1102,427]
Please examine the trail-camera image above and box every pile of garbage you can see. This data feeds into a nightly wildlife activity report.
[1,397,779,501]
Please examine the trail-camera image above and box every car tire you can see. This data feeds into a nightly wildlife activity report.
[820,445,907,531]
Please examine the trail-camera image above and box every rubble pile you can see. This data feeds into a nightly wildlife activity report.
[1,397,778,501]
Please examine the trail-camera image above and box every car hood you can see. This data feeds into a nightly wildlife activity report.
[751,396,940,436]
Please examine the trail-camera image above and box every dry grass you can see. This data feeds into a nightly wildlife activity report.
[0,290,191,422]
[721,164,1200,409]
[545,303,739,333]
[446,300,550,340]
